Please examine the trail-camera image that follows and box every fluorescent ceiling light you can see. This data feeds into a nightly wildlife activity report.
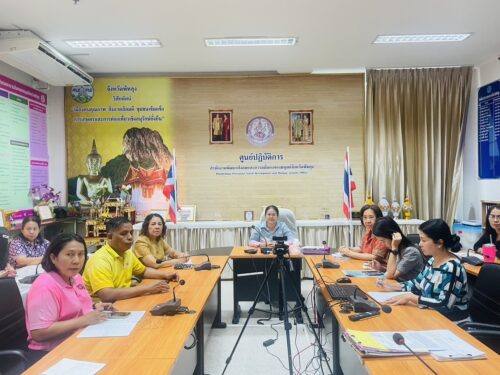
[205,37,297,47]
[66,39,161,48]
[373,33,471,44]
[311,68,366,74]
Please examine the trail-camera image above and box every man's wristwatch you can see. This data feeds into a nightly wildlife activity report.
[390,249,399,255]
[156,259,163,264]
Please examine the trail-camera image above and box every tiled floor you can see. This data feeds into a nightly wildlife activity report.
[205,279,335,375]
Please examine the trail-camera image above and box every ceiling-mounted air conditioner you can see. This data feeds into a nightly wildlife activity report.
[0,30,93,87]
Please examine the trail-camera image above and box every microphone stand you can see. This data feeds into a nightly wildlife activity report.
[393,333,438,375]
[251,225,272,254]
[150,280,186,316]
[223,247,333,375]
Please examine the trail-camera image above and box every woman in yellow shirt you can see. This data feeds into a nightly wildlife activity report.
[133,213,189,268]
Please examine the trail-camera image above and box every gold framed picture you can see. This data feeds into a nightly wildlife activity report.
[178,205,196,221]
[209,110,233,144]
[289,110,314,145]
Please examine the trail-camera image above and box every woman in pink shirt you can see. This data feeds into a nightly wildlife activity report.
[25,233,113,358]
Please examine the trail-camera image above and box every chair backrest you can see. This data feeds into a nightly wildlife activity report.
[0,277,28,351]
[0,227,9,270]
[259,207,297,239]
[470,263,500,324]
[406,233,420,247]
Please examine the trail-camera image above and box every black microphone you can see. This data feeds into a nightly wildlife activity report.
[350,286,382,313]
[194,253,220,271]
[393,333,438,375]
[250,225,272,254]
[353,286,392,313]
[172,279,186,301]
[150,279,186,316]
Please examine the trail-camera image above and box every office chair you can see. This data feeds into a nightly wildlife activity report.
[459,263,500,353]
[259,207,298,240]
[0,226,10,270]
[406,233,420,247]
[0,277,30,374]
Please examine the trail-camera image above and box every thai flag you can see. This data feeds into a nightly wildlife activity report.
[342,149,356,219]
[162,153,178,224]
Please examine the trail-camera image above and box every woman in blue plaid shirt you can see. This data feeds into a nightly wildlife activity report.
[382,219,469,322]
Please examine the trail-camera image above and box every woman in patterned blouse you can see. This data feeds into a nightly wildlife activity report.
[382,219,469,321]
[9,216,50,268]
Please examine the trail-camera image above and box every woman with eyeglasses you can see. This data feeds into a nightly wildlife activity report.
[473,205,500,258]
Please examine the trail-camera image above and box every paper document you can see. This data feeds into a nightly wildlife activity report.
[42,358,105,375]
[342,270,384,277]
[368,292,413,302]
[332,253,348,259]
[343,329,484,359]
[78,311,145,338]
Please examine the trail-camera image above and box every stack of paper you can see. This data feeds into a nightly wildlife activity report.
[342,270,384,277]
[343,329,485,360]
[78,311,145,338]
[42,359,105,375]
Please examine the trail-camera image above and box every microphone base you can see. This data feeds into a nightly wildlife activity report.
[194,261,212,271]
[150,299,181,316]
[350,296,380,313]
[260,247,272,255]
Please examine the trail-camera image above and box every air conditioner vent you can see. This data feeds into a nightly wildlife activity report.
[0,30,93,86]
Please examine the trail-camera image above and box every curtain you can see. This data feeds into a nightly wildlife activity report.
[365,67,472,224]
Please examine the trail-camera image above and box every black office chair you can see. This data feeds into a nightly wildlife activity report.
[406,233,420,247]
[459,263,500,353]
[0,277,30,374]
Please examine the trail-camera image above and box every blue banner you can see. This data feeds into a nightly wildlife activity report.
[478,80,500,179]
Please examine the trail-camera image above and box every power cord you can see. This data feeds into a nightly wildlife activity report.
[183,328,197,350]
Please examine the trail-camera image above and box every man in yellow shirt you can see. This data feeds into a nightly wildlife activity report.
[83,217,178,302]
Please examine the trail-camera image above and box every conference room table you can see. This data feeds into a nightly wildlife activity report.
[305,255,500,375]
[464,259,500,277]
[23,255,228,375]
[230,246,303,324]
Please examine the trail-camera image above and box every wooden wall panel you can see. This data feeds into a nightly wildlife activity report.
[170,74,364,220]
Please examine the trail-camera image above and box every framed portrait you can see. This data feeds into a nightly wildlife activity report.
[289,110,314,145]
[244,210,254,221]
[178,205,196,221]
[209,110,233,144]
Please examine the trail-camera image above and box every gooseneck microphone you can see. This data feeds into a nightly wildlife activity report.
[314,240,340,268]
[251,225,272,254]
[172,279,186,301]
[194,253,220,271]
[150,279,186,316]
[352,286,392,313]
[393,333,438,375]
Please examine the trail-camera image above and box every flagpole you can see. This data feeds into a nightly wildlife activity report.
[347,147,353,247]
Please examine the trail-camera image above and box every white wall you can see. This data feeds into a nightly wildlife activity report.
[0,62,67,205]
[461,56,500,222]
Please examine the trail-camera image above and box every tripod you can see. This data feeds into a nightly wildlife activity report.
[222,249,333,375]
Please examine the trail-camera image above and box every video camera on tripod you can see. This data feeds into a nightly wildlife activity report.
[272,236,289,256]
